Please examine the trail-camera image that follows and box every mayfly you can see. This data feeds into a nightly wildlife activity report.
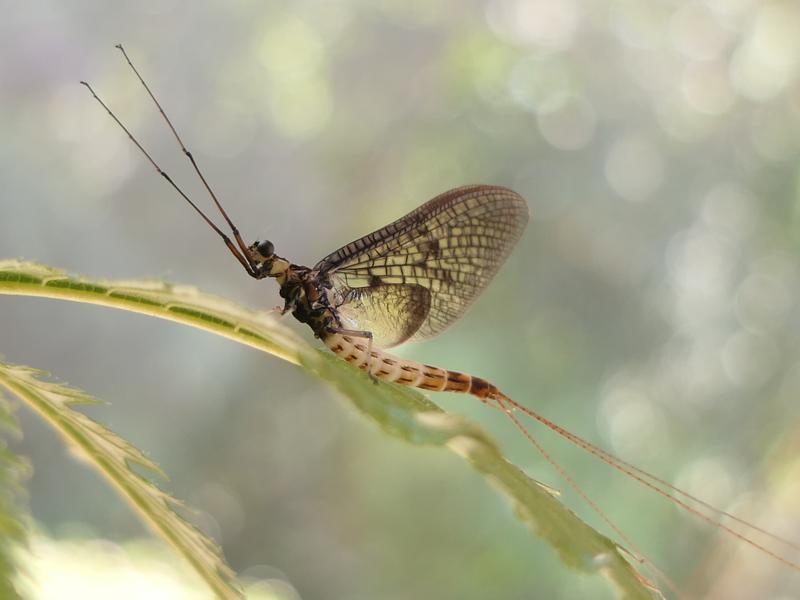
[82,45,800,593]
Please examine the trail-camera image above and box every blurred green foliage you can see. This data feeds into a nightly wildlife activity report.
[2,1,800,598]
[0,261,657,598]
[0,396,27,600]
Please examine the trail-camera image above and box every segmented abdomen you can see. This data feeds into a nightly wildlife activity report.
[323,332,497,402]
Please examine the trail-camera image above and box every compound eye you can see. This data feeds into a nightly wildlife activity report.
[256,240,274,257]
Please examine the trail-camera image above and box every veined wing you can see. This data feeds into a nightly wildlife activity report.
[336,284,431,348]
[315,185,529,346]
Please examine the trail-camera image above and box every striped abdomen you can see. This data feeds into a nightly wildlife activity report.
[323,332,498,403]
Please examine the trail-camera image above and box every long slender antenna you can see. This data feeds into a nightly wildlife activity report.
[114,44,253,263]
[79,80,256,277]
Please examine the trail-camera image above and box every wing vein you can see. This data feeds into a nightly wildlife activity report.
[316,185,529,345]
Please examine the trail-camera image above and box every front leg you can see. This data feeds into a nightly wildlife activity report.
[281,297,296,315]
[265,298,295,317]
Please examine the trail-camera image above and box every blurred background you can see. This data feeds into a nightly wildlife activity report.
[3,1,800,598]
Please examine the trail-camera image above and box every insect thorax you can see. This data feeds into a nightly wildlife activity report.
[278,266,337,337]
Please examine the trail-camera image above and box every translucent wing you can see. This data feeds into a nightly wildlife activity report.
[336,284,431,348]
[316,185,529,345]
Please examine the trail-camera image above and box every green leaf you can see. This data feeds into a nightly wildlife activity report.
[0,259,659,599]
[0,362,243,600]
[0,394,28,600]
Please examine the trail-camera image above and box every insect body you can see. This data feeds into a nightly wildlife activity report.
[245,184,527,404]
[81,47,527,407]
